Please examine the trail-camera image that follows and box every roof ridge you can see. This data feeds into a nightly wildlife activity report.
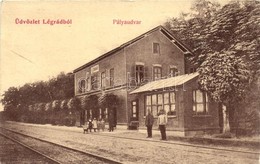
[73,25,192,73]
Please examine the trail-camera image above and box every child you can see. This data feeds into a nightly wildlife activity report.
[97,118,101,132]
[83,122,88,134]
[87,119,93,132]
[83,119,93,133]
[100,118,105,131]
[92,118,98,132]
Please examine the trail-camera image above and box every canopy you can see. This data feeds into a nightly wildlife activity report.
[130,72,199,94]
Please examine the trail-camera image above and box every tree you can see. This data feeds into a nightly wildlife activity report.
[198,51,251,133]
[165,0,259,135]
[1,87,20,112]
[60,99,68,125]
[1,72,74,122]
[98,93,119,108]
[67,97,81,126]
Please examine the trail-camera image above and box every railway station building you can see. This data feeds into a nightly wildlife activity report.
[73,25,220,136]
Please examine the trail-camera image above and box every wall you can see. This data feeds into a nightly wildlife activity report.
[183,79,220,135]
[134,89,185,131]
[125,30,185,85]
[133,78,220,136]
[74,49,126,96]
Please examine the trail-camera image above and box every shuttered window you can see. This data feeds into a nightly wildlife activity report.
[136,65,144,84]
[153,43,160,54]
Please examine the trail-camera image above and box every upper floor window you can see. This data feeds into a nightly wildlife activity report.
[85,78,90,91]
[136,65,144,84]
[79,80,85,93]
[91,74,98,90]
[101,71,106,88]
[169,67,178,77]
[153,66,162,80]
[193,90,209,115]
[153,43,160,54]
[110,68,114,86]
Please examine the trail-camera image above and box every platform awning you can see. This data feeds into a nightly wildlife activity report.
[130,72,199,94]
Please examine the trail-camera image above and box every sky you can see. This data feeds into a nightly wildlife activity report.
[0,0,230,111]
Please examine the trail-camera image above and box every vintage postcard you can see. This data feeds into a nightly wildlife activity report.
[0,0,259,163]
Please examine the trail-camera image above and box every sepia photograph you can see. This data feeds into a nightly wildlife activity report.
[0,0,259,163]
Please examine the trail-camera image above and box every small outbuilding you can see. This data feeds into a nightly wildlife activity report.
[130,72,220,136]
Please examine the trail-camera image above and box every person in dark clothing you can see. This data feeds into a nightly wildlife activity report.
[108,111,114,132]
[145,110,154,138]
[84,119,93,133]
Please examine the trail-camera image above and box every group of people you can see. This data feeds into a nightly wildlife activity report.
[145,109,167,140]
[83,111,116,133]
[83,118,105,133]
[83,109,168,140]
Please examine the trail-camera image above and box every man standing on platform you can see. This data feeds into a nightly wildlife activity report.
[157,110,167,140]
[145,110,154,138]
[108,110,115,132]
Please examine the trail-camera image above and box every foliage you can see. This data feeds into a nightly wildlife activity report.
[60,99,68,110]
[165,0,259,134]
[198,51,251,103]
[165,1,259,72]
[98,93,119,108]
[1,72,74,118]
[52,100,61,111]
[81,95,99,110]
[1,87,20,112]
[68,97,81,111]
[45,102,52,112]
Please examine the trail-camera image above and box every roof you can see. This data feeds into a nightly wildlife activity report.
[73,25,193,73]
[130,72,199,94]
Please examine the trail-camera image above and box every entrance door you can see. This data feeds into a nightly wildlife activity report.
[129,100,139,129]
[131,100,139,121]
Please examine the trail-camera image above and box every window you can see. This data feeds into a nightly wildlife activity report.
[169,67,178,77]
[91,74,98,90]
[85,78,90,91]
[79,80,85,93]
[153,67,162,80]
[136,65,144,84]
[193,90,209,115]
[145,92,176,116]
[153,43,160,54]
[96,108,107,120]
[164,92,176,115]
[110,68,114,86]
[101,71,106,88]
[132,101,137,118]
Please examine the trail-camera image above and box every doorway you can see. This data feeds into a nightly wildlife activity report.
[129,100,139,129]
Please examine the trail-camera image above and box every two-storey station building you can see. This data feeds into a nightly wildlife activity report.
[73,25,220,136]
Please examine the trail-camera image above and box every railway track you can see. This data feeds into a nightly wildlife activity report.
[1,125,259,163]
[0,127,122,164]
[0,134,59,163]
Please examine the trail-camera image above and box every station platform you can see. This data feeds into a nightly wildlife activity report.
[3,121,260,151]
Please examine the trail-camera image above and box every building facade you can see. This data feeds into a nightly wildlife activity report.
[73,26,220,136]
